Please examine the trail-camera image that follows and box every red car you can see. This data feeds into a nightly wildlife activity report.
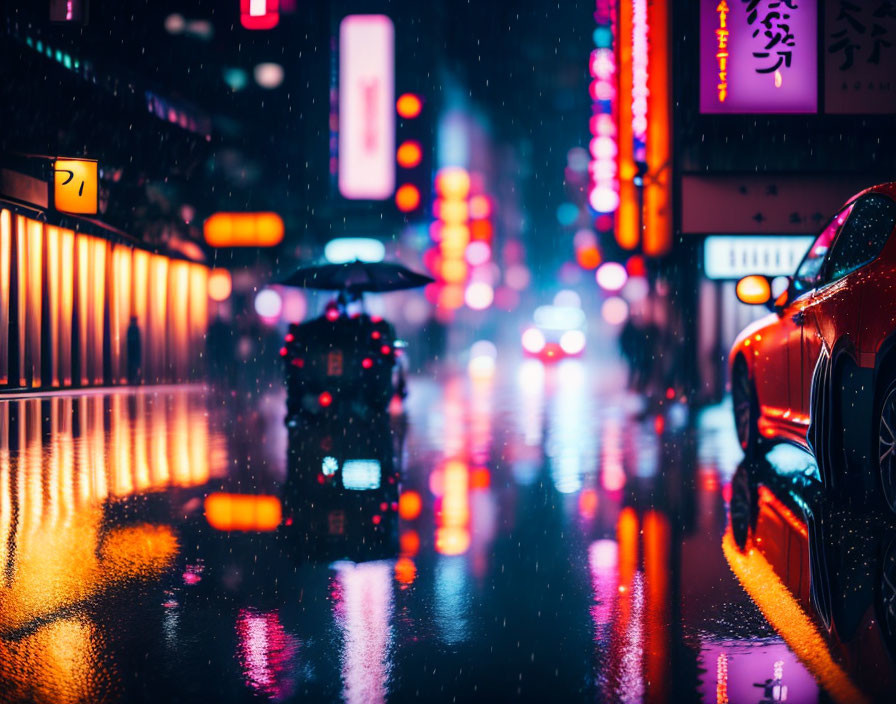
[730,182,896,511]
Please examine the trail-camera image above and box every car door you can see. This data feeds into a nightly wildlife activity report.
[776,213,844,422]
[801,194,896,417]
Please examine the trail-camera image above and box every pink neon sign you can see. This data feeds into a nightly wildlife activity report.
[338,15,395,200]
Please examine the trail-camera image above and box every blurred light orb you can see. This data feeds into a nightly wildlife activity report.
[435,198,468,224]
[553,290,582,308]
[590,136,617,159]
[399,491,422,520]
[465,282,494,310]
[589,187,620,213]
[574,228,597,250]
[521,327,546,353]
[395,183,421,212]
[576,246,601,270]
[164,13,186,34]
[440,259,468,284]
[322,456,338,476]
[622,275,649,303]
[435,167,471,200]
[396,93,423,118]
[438,284,465,310]
[470,339,498,360]
[254,62,284,89]
[223,68,249,92]
[596,262,628,291]
[567,147,589,173]
[396,140,423,168]
[280,288,307,322]
[254,288,282,321]
[465,240,491,267]
[601,296,629,325]
[468,194,491,219]
[559,330,586,355]
[207,269,232,302]
[186,19,214,39]
[593,26,613,48]
[556,203,579,227]
[505,264,531,291]
[468,354,496,378]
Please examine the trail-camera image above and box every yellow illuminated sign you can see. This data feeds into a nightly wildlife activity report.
[53,158,98,214]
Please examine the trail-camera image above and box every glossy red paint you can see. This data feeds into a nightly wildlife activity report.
[730,182,896,450]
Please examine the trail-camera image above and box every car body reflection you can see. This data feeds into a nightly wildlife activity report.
[280,410,405,563]
[728,447,896,701]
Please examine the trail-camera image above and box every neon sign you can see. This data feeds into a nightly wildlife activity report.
[588,1,618,222]
[715,1,729,103]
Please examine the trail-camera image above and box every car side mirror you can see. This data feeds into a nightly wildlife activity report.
[735,275,772,306]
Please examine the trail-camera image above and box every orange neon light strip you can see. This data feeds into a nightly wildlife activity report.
[644,0,671,257]
[616,0,638,250]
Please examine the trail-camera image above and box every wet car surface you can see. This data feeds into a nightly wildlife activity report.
[1,352,891,702]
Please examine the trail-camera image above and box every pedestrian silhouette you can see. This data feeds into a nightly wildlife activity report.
[126,316,142,385]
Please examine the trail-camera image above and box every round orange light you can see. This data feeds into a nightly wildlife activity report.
[397,140,423,168]
[395,184,421,212]
[576,246,602,270]
[438,283,465,309]
[440,259,468,284]
[469,194,491,220]
[400,529,420,556]
[435,167,471,200]
[399,490,422,520]
[394,556,417,584]
[396,93,423,118]
[736,275,772,306]
[207,268,232,301]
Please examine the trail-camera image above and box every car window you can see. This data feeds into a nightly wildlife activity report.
[822,194,896,284]
[793,206,850,294]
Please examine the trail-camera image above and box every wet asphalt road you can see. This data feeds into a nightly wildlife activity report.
[0,352,892,703]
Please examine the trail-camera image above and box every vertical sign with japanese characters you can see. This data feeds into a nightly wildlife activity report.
[700,0,818,113]
[338,15,395,200]
[825,1,896,113]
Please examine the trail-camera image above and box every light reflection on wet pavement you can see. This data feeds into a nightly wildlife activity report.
[0,356,889,702]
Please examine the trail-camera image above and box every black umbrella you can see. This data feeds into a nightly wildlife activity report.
[279,260,434,293]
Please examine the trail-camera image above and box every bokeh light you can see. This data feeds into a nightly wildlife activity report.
[521,327,546,353]
[207,269,232,301]
[254,62,284,89]
[601,296,629,325]
[254,288,282,321]
[396,93,423,118]
[395,184,421,212]
[596,262,628,291]
[465,282,494,310]
[396,140,423,168]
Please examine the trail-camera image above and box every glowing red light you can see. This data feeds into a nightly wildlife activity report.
[381,345,391,355]
[318,391,333,407]
[284,333,294,343]
[240,0,279,30]
[291,357,304,368]
[626,255,647,277]
[380,502,389,512]
[371,330,381,340]
[362,357,373,369]
[372,514,382,525]
[279,346,288,357]
[326,307,340,321]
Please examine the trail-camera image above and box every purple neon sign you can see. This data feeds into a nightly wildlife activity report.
[700,0,817,114]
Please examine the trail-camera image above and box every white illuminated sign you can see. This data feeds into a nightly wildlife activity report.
[342,460,382,491]
[704,235,814,280]
[324,237,386,264]
[338,15,395,200]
